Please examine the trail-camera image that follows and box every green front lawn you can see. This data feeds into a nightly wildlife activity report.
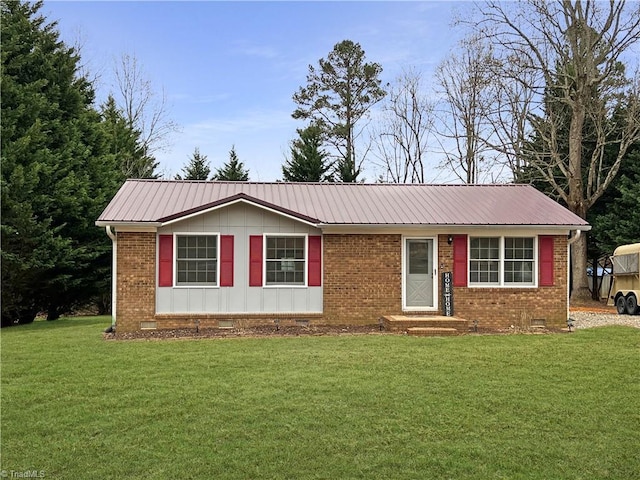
[1,317,639,479]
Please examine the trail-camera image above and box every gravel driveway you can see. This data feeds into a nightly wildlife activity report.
[569,310,640,329]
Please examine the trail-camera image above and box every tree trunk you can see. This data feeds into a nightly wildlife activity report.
[47,304,61,321]
[567,101,592,302]
[570,233,592,302]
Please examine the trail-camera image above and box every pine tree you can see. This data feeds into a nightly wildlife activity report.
[336,155,359,183]
[176,148,211,180]
[293,39,386,182]
[282,125,332,182]
[213,146,249,181]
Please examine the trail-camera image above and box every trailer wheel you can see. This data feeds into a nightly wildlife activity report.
[626,294,639,315]
[616,295,627,315]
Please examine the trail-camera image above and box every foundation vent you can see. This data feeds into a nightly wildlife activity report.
[531,319,546,328]
[140,321,157,330]
[218,320,234,329]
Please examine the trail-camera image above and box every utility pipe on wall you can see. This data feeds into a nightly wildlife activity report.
[106,225,117,328]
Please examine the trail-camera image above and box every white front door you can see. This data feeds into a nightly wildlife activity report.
[404,238,436,309]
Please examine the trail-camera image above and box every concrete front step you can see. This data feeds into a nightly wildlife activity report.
[382,315,468,333]
[407,327,459,336]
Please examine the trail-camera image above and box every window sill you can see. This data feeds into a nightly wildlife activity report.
[467,284,538,289]
[263,284,309,289]
[172,285,220,289]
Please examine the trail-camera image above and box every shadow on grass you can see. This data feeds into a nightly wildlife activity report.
[1,316,111,332]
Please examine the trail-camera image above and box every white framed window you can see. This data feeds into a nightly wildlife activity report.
[504,237,534,285]
[175,233,218,286]
[469,236,536,287]
[265,234,306,286]
[469,237,500,284]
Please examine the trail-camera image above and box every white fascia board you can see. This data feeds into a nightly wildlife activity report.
[318,224,589,235]
[95,221,161,232]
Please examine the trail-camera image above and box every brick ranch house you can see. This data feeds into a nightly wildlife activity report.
[96,180,590,333]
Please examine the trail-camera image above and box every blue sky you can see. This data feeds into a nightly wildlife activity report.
[43,1,468,181]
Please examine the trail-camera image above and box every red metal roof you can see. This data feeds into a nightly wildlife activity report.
[96,180,590,228]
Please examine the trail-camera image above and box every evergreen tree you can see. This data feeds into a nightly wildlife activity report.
[282,125,332,182]
[336,155,359,183]
[591,147,640,254]
[100,95,157,181]
[213,146,249,181]
[293,40,386,182]
[176,148,211,180]
[1,0,121,325]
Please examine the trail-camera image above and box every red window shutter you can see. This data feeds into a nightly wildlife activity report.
[308,235,322,287]
[452,235,468,287]
[249,235,263,287]
[539,236,555,286]
[220,235,234,287]
[158,235,173,287]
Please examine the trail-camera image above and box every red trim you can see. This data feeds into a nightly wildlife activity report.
[249,235,263,286]
[220,235,234,287]
[308,235,322,286]
[539,236,554,286]
[452,235,468,287]
[158,235,173,287]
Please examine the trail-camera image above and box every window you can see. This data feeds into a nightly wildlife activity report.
[469,236,535,286]
[176,235,217,286]
[504,237,534,284]
[470,237,500,284]
[266,236,305,285]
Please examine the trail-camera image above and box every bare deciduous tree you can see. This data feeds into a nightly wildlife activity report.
[372,68,436,183]
[471,0,640,300]
[114,53,179,159]
[434,34,500,184]
[484,53,537,180]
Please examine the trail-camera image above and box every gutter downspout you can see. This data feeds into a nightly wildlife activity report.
[567,229,582,246]
[106,226,117,330]
[566,230,582,325]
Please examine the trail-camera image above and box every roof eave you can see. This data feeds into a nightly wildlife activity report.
[318,223,591,231]
[95,220,163,229]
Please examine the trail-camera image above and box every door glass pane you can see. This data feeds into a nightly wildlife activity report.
[409,241,429,274]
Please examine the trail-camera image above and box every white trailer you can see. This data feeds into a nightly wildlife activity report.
[608,242,640,315]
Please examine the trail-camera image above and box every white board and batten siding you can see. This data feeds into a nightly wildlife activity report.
[155,202,323,314]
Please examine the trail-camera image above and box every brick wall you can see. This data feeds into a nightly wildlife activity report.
[153,312,324,330]
[323,234,402,325]
[116,232,156,332]
[115,231,568,331]
[437,234,568,328]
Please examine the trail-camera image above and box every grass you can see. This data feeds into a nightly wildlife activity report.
[1,317,639,479]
